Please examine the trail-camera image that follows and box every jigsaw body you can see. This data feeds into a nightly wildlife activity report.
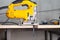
[6,0,37,21]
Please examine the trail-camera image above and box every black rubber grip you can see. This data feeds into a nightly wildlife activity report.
[12,0,23,4]
[0,6,8,10]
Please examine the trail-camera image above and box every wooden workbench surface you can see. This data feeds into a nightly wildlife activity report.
[0,25,60,29]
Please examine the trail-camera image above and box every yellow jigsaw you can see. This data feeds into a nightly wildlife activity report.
[6,0,37,22]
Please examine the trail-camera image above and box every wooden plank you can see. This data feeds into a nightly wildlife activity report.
[0,25,33,29]
[38,25,60,28]
[0,25,60,29]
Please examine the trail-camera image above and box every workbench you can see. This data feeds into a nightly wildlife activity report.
[0,25,60,29]
[0,25,60,40]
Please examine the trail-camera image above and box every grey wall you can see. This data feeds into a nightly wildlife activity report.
[36,0,60,23]
[47,32,59,40]
[0,29,60,40]
[7,29,60,40]
[11,30,45,40]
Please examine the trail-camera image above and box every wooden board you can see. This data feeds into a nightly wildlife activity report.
[0,25,60,29]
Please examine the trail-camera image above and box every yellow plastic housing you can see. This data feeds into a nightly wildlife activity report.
[6,0,37,21]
